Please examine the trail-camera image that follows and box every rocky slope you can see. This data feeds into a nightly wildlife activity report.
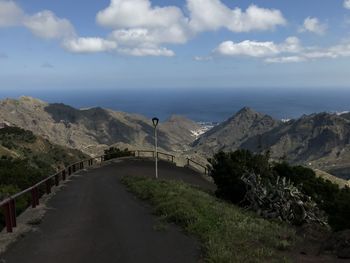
[0,126,87,172]
[0,97,200,155]
[192,107,281,155]
[194,108,350,179]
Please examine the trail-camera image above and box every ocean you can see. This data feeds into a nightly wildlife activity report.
[1,87,350,122]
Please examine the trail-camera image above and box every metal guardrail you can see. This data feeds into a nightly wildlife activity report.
[135,150,175,163]
[0,157,99,233]
[135,150,209,175]
[186,158,209,176]
[0,150,209,233]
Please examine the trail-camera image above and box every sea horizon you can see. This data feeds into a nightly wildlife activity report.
[1,87,350,122]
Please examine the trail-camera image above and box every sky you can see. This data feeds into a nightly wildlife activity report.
[1,0,350,91]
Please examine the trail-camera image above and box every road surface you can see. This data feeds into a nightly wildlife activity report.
[1,158,214,263]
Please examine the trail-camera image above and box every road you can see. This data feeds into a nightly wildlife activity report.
[1,158,215,263]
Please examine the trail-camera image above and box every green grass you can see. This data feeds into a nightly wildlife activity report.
[122,177,297,263]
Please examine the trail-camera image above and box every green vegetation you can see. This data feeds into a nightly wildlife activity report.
[0,126,36,146]
[209,150,350,231]
[274,163,350,231]
[104,147,133,160]
[0,126,87,228]
[122,176,296,263]
[209,150,271,204]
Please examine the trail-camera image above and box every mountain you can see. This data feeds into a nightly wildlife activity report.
[192,107,280,155]
[0,97,201,155]
[194,108,350,180]
[160,115,202,151]
[0,126,87,174]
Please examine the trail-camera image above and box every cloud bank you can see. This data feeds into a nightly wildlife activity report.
[299,17,327,35]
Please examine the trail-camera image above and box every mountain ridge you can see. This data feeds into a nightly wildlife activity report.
[0,97,201,156]
[194,108,350,179]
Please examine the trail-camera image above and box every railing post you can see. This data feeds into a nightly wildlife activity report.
[62,170,66,181]
[68,167,72,175]
[10,199,16,228]
[55,174,59,186]
[46,180,51,194]
[187,158,190,166]
[172,156,174,163]
[3,203,13,233]
[31,188,37,208]
[35,187,39,206]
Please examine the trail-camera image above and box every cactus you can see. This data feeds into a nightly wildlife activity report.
[240,173,328,226]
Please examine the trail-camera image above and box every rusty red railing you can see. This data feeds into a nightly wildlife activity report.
[0,150,209,233]
[0,156,99,233]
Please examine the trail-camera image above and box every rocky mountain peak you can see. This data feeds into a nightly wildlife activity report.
[19,96,47,106]
[236,106,257,115]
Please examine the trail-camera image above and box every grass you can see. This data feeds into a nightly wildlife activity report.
[121,176,297,263]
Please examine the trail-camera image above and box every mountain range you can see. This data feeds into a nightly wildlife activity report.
[0,96,349,180]
[192,107,350,179]
[0,97,200,155]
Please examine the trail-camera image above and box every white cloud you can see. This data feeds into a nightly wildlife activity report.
[95,0,286,56]
[266,42,350,63]
[97,0,191,56]
[24,11,75,39]
[215,40,279,57]
[194,56,212,61]
[265,56,306,64]
[118,46,174,56]
[214,37,301,58]
[96,0,187,29]
[344,0,350,9]
[187,1,286,32]
[0,0,24,27]
[62,37,117,53]
[299,17,327,35]
[109,27,189,46]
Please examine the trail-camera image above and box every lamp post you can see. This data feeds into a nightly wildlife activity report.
[152,117,159,179]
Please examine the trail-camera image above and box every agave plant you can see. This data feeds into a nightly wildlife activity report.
[241,173,328,226]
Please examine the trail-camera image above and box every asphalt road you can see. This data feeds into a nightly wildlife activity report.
[1,158,215,263]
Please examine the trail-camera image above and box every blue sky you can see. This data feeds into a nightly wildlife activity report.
[1,0,350,91]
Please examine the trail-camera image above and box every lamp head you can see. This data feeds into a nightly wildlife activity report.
[152,117,159,127]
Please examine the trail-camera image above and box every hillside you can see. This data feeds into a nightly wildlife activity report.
[0,97,200,155]
[192,107,281,155]
[0,126,87,173]
[194,108,350,179]
[0,126,87,202]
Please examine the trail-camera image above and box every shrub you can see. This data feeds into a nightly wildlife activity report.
[209,149,350,231]
[273,163,350,231]
[104,147,133,160]
[208,150,271,204]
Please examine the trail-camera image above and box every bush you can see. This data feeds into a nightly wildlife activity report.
[209,149,350,231]
[208,150,271,204]
[0,127,36,144]
[273,162,350,231]
[104,147,133,160]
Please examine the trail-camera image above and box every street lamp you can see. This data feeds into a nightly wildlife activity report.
[152,117,159,179]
